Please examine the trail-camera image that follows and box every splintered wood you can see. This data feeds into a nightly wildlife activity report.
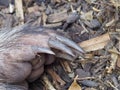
[79,33,110,52]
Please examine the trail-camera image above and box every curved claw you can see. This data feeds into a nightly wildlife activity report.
[48,37,75,57]
[56,52,76,61]
[31,46,55,55]
[55,35,85,53]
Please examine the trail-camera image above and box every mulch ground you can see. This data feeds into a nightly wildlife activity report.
[0,0,120,90]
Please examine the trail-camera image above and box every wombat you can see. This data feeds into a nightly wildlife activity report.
[0,24,84,90]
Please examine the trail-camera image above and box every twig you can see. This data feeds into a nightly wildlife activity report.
[106,81,119,90]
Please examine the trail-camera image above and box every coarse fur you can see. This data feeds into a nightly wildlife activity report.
[0,24,52,51]
[0,25,27,51]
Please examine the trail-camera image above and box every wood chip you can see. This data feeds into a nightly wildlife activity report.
[60,60,72,73]
[117,56,120,68]
[80,11,93,21]
[68,75,82,90]
[107,47,118,73]
[42,74,56,90]
[79,33,110,52]
[47,10,68,23]
[47,68,66,85]
[15,0,24,24]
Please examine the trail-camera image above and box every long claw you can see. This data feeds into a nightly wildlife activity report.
[56,35,85,53]
[31,46,55,55]
[56,52,76,61]
[48,38,75,57]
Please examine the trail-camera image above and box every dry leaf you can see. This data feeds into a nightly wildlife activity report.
[79,33,110,52]
[68,76,82,90]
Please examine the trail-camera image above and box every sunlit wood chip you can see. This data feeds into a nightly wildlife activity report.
[15,0,24,24]
[79,33,110,52]
[68,75,82,90]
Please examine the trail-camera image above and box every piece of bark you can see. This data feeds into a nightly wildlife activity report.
[79,33,110,52]
[47,10,68,23]
[47,68,66,86]
[60,60,72,73]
